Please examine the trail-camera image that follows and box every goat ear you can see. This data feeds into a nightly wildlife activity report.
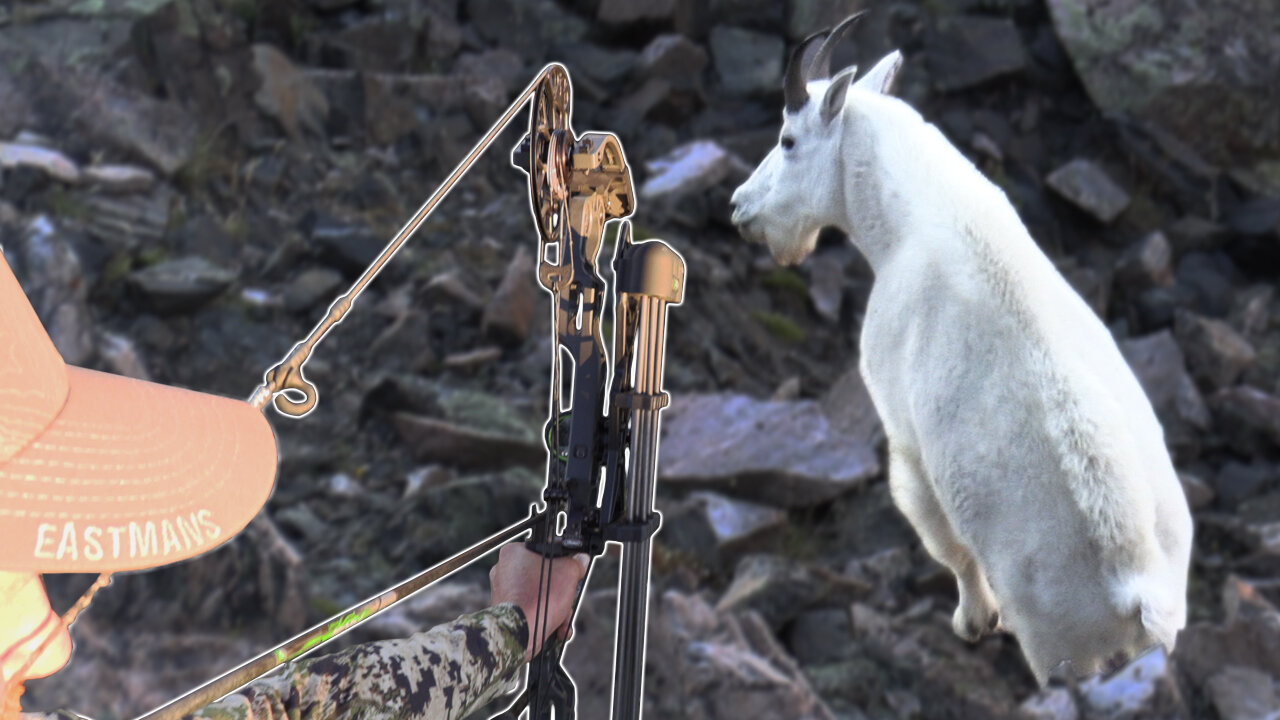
[820,67,856,125]
[855,50,904,95]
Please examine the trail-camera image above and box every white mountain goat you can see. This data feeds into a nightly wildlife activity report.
[730,15,1193,685]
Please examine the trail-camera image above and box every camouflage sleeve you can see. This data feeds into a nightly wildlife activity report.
[184,602,529,720]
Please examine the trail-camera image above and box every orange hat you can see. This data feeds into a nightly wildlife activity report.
[0,252,278,573]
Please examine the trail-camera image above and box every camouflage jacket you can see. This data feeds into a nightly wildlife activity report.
[23,603,528,720]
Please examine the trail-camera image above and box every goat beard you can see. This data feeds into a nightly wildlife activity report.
[771,245,801,266]
[769,233,818,267]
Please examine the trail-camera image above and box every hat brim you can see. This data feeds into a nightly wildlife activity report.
[0,367,277,572]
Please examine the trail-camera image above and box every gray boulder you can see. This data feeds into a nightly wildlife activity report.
[658,369,882,507]
[1047,0,1280,195]
[1045,159,1131,224]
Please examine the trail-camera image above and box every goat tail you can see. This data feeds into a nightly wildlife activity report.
[1115,570,1185,653]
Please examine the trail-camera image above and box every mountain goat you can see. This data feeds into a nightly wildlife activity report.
[730,15,1193,685]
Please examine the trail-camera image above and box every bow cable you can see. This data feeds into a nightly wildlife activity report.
[248,64,564,417]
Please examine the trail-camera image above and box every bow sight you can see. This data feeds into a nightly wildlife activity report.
[139,64,684,720]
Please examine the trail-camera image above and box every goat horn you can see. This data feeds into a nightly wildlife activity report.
[784,32,827,113]
[807,11,865,81]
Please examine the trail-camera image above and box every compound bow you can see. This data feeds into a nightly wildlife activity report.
[137,63,685,720]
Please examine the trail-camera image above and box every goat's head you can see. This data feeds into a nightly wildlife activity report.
[730,14,904,265]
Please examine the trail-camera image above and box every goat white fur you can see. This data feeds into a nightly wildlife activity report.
[730,50,1193,685]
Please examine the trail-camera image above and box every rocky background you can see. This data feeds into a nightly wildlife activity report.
[4,0,1278,718]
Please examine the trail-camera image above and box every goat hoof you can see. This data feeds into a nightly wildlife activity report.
[953,606,1001,642]
[953,606,984,642]
[1105,651,1130,673]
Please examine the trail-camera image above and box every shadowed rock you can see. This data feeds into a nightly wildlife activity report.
[562,586,838,720]
[18,215,94,364]
[83,185,172,252]
[1118,330,1211,458]
[597,0,681,25]
[394,413,544,470]
[252,44,329,140]
[482,246,538,346]
[717,553,869,630]
[709,27,786,96]
[926,16,1028,92]
[1176,576,1280,687]
[1114,231,1174,290]
[387,380,543,470]
[1211,386,1280,456]
[1205,665,1280,720]
[19,59,196,176]
[1175,310,1257,391]
[659,491,788,566]
[638,34,707,84]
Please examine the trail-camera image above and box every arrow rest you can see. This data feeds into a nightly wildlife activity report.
[140,64,685,720]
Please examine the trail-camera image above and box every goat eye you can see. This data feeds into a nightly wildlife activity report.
[780,137,796,151]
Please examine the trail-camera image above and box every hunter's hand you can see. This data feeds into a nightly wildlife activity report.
[490,544,589,662]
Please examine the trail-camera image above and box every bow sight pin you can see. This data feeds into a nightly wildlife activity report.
[137,63,685,720]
